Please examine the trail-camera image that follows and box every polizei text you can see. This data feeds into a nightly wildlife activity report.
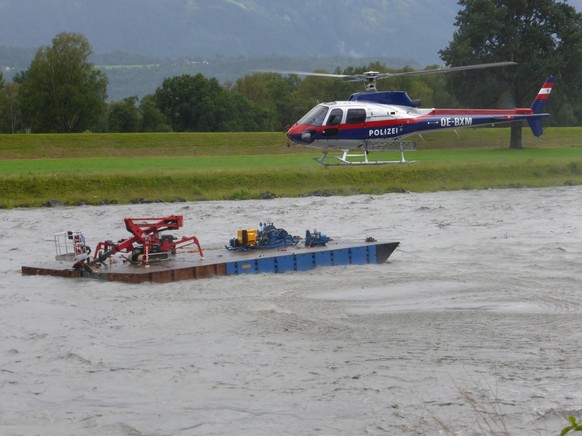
[368,127,402,137]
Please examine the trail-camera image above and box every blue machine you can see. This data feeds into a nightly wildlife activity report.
[304,229,331,247]
[227,223,300,251]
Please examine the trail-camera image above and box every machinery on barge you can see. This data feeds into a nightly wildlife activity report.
[226,223,332,250]
[70,215,203,271]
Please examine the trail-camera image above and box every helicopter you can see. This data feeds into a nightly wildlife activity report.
[282,62,555,166]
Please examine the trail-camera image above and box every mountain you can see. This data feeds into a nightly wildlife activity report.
[1,0,580,101]
[0,0,461,65]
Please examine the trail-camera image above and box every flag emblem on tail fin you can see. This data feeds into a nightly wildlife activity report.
[531,77,555,114]
[528,77,555,137]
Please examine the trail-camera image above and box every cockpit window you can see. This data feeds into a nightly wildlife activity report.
[346,108,367,124]
[326,108,343,126]
[297,105,329,126]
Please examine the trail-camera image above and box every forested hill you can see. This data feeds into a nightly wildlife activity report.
[2,0,580,101]
[0,0,461,65]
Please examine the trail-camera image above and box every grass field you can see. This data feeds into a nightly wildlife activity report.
[1,127,581,208]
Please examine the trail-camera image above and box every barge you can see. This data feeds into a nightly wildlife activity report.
[21,215,399,284]
[22,240,399,284]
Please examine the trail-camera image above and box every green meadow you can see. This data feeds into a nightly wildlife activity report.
[1,128,581,208]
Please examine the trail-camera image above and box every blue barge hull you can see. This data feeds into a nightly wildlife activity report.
[226,241,398,275]
[22,241,399,284]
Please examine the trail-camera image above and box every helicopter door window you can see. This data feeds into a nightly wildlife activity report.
[346,108,366,124]
[326,108,343,126]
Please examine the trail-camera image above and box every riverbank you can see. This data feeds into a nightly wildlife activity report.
[1,128,581,208]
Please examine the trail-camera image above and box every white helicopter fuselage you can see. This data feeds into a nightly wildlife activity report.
[288,100,434,149]
[286,77,554,152]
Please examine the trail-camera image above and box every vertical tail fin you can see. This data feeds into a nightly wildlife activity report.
[528,76,555,137]
[530,76,555,114]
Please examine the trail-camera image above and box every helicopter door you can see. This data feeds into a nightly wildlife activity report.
[326,108,343,126]
[346,108,366,124]
[323,108,343,137]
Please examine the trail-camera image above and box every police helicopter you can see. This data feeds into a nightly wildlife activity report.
[281,62,555,166]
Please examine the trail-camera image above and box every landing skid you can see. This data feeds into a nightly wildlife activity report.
[314,141,417,166]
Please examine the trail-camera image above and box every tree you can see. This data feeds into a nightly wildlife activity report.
[19,32,108,132]
[0,82,22,133]
[139,95,171,132]
[440,0,582,148]
[154,74,222,131]
[216,91,272,131]
[154,73,272,132]
[233,72,304,130]
[107,96,141,132]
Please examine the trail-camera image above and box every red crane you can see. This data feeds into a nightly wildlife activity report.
[74,215,203,270]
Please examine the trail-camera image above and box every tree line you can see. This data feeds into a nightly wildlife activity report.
[0,0,581,141]
[0,38,457,135]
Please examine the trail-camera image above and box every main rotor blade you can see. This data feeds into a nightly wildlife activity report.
[254,61,517,83]
[377,61,518,79]
[253,70,352,78]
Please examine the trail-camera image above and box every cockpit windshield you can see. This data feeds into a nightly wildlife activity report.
[297,105,329,127]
